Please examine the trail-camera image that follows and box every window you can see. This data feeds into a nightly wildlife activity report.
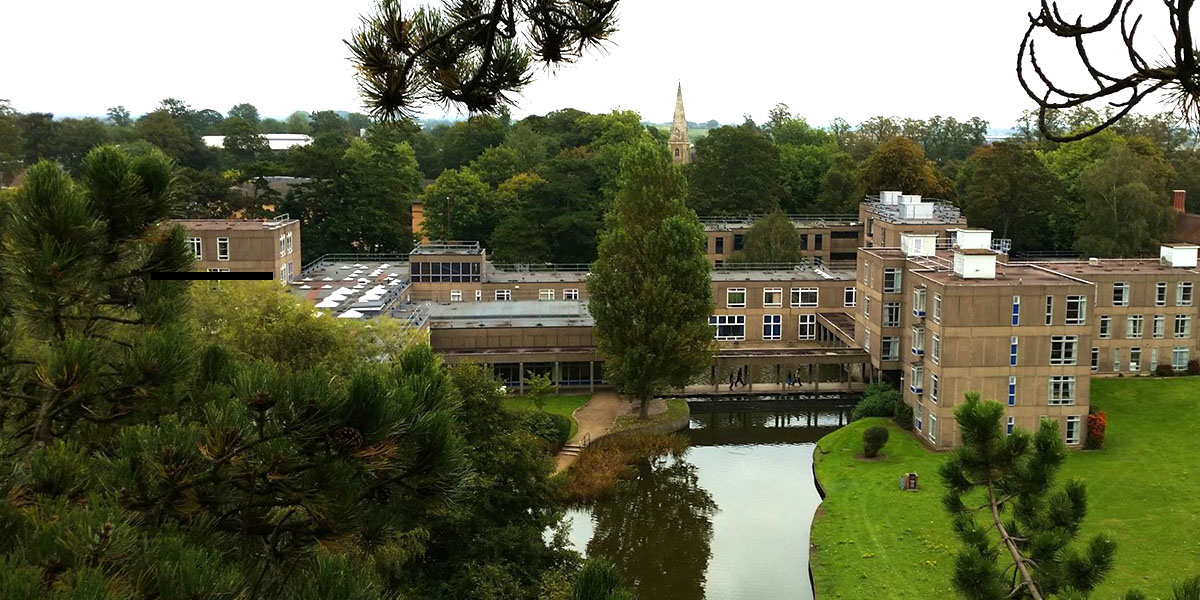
[1154,314,1165,338]
[814,234,823,250]
[217,237,230,261]
[1049,376,1076,406]
[539,289,555,301]
[1157,281,1168,306]
[1091,347,1099,371]
[715,237,725,255]
[1151,347,1159,371]
[495,289,511,301]
[279,234,286,257]
[1113,282,1130,306]
[1179,282,1194,306]
[881,336,899,361]
[864,297,871,317]
[864,329,871,351]
[931,333,941,364]
[206,268,230,272]
[929,373,939,403]
[1099,315,1111,339]
[909,365,924,393]
[928,413,938,443]
[1130,347,1142,371]
[1050,335,1078,365]
[764,288,783,308]
[915,403,923,431]
[911,326,925,356]
[913,287,927,317]
[1008,376,1017,406]
[279,263,290,283]
[791,288,818,307]
[710,315,746,340]
[1011,295,1021,326]
[564,289,579,300]
[763,315,782,340]
[733,234,745,251]
[187,237,202,260]
[932,293,942,323]
[843,287,857,307]
[883,268,901,293]
[1065,295,1086,325]
[450,290,462,302]
[1126,314,1144,339]
[1173,346,1189,371]
[1010,336,1019,366]
[798,314,817,340]
[726,288,746,308]
[410,261,482,283]
[1175,315,1192,338]
[475,290,482,301]
[800,234,809,250]
[1007,416,1015,436]
[883,302,901,327]
[286,231,293,254]
[1066,416,1081,445]
[1113,347,1121,372]
[1045,295,1054,326]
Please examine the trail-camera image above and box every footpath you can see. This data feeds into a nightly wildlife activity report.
[553,390,625,474]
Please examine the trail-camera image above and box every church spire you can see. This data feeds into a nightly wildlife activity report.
[668,82,691,164]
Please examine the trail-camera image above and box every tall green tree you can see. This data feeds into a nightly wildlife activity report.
[1074,144,1176,258]
[957,143,1068,252]
[687,123,782,215]
[778,143,840,213]
[940,394,1117,600]
[227,103,261,126]
[728,211,803,264]
[857,136,954,199]
[419,167,497,244]
[589,139,714,418]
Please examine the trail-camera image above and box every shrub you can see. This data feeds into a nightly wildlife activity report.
[1189,360,1200,376]
[562,432,689,504]
[521,411,572,450]
[1086,410,1107,450]
[1155,363,1175,377]
[852,383,902,421]
[893,401,914,431]
[862,425,890,458]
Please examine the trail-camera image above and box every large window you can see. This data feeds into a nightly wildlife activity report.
[564,289,579,300]
[1113,282,1130,306]
[1179,282,1194,306]
[217,237,230,261]
[911,326,925,356]
[883,302,901,327]
[495,289,511,301]
[798,314,817,340]
[279,234,286,257]
[1007,417,1015,436]
[1044,296,1054,326]
[883,268,901,293]
[1126,314,1144,339]
[928,413,938,443]
[733,234,745,251]
[1175,315,1192,338]
[1008,376,1017,406]
[187,237,202,260]
[909,365,924,393]
[1099,315,1111,339]
[929,373,939,403]
[1012,295,1021,326]
[1151,347,1159,371]
[450,290,462,302]
[844,287,857,307]
[932,293,942,323]
[710,315,746,340]
[715,237,725,254]
[1049,376,1076,405]
[763,315,782,340]
[1065,295,1086,325]
[726,288,746,308]
[1091,347,1099,371]
[1010,336,1019,366]
[286,231,293,254]
[1173,346,1189,371]
[881,336,899,361]
[1154,314,1166,338]
[913,287,927,316]
[931,333,941,364]
[764,288,783,308]
[1130,347,1142,371]
[1065,415,1081,445]
[1157,281,1168,306]
[411,261,482,283]
[539,289,555,301]
[1050,335,1078,365]
[791,287,818,307]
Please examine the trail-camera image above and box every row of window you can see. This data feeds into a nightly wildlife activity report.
[1098,314,1191,339]
[707,234,829,254]
[1011,295,1089,326]
[277,232,295,257]
[911,369,1080,409]
[188,237,232,261]
[1090,345,1190,372]
[916,407,1083,444]
[708,314,818,341]
[449,288,581,302]
[725,287,855,308]
[1113,281,1194,307]
[411,261,483,283]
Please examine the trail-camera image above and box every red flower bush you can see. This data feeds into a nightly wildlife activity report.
[1085,410,1107,449]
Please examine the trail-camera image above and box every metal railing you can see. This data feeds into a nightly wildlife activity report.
[411,240,482,253]
[699,214,859,228]
[713,260,858,272]
[300,253,411,276]
[491,263,591,273]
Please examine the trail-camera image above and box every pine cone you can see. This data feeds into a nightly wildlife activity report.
[330,426,364,451]
[247,392,275,412]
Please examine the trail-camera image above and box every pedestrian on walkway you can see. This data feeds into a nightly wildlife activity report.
[735,367,744,388]
[728,370,735,391]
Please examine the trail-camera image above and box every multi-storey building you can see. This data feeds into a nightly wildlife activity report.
[173,215,301,282]
[859,191,971,248]
[702,215,862,266]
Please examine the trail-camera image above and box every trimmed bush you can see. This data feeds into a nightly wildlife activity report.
[520,411,572,450]
[852,383,902,421]
[1189,360,1200,376]
[1086,410,1108,449]
[893,401,914,431]
[1155,363,1175,377]
[862,425,889,458]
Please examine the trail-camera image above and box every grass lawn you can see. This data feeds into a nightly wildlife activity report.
[609,398,690,434]
[811,377,1200,600]
[501,394,590,439]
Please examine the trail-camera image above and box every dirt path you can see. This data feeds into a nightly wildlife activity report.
[553,390,627,474]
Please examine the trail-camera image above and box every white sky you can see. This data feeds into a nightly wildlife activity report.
[1,0,1183,130]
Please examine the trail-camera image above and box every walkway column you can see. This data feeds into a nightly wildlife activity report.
[553,361,560,386]
[518,361,525,393]
[776,364,782,390]
[813,364,820,391]
[589,361,595,393]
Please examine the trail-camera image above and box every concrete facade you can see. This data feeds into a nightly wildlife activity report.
[174,216,301,282]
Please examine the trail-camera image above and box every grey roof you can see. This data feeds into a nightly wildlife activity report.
[426,300,594,329]
[861,198,966,225]
[711,266,856,282]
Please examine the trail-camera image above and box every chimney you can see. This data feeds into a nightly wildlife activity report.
[1173,189,1187,213]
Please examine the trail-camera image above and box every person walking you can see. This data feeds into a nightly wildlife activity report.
[735,367,744,388]
[728,370,735,391]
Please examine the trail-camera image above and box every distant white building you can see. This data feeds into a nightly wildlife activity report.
[201,133,313,151]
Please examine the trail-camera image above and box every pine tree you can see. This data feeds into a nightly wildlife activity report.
[940,393,1116,600]
[588,138,714,419]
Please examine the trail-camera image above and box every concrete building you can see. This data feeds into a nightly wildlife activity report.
[860,191,973,249]
[173,215,301,282]
[702,215,862,266]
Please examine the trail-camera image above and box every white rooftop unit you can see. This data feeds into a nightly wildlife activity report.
[879,191,903,205]
[953,250,997,279]
[899,201,934,220]
[1161,244,1200,268]
[900,233,938,257]
[899,194,922,204]
[954,228,993,250]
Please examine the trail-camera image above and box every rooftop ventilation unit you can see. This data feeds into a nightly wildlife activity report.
[879,191,903,205]
[1161,244,1199,268]
[900,233,938,257]
[953,249,997,279]
[954,228,994,250]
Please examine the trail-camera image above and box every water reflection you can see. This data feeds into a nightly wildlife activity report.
[565,402,851,600]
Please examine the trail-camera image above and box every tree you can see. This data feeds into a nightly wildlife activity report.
[569,559,635,600]
[940,393,1117,600]
[1074,144,1176,257]
[16,112,58,164]
[778,142,840,212]
[728,211,803,264]
[106,105,133,127]
[419,167,498,243]
[134,109,197,160]
[284,110,312,134]
[222,116,269,164]
[1017,0,1200,141]
[857,136,953,199]
[0,103,22,185]
[813,152,860,213]
[442,114,509,169]
[469,144,523,186]
[228,102,261,125]
[861,426,889,458]
[957,143,1068,252]
[687,123,783,214]
[347,0,618,118]
[525,371,556,413]
[589,139,714,419]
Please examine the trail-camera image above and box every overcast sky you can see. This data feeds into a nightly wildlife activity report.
[2,1,1182,130]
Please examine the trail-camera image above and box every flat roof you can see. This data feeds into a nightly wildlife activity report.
[915,263,1085,287]
[1029,258,1200,276]
[289,260,407,308]
[860,198,966,225]
[172,217,297,231]
[700,215,860,231]
[487,270,589,284]
[427,300,594,328]
[411,241,484,255]
[711,266,856,282]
